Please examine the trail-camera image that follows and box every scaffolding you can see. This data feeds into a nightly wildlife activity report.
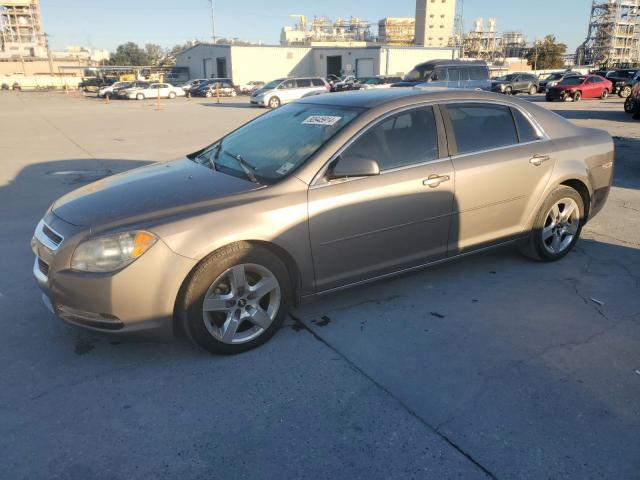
[577,0,640,67]
[378,17,415,46]
[0,0,46,58]
[281,15,373,46]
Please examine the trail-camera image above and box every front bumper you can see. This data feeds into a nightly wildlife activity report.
[250,97,266,106]
[32,216,197,339]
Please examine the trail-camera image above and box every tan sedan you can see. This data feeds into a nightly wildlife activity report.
[32,89,614,354]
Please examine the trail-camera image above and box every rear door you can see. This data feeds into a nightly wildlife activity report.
[441,102,556,253]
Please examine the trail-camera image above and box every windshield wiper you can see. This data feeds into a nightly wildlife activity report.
[196,142,223,171]
[222,149,260,184]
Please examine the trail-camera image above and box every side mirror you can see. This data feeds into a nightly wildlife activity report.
[328,156,380,180]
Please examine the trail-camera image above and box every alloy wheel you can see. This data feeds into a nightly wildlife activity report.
[202,263,281,345]
[542,198,580,255]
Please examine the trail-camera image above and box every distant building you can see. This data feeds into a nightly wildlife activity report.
[378,17,415,46]
[0,0,46,59]
[414,0,456,48]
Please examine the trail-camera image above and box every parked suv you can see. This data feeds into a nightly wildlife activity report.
[624,72,640,113]
[629,79,640,119]
[392,60,490,90]
[250,77,329,108]
[192,78,237,98]
[605,69,638,97]
[492,73,539,95]
[352,76,403,90]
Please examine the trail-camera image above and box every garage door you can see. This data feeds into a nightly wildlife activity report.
[356,58,375,78]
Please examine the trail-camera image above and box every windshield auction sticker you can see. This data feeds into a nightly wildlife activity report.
[302,116,342,126]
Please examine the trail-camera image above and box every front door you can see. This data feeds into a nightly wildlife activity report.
[441,102,555,253]
[216,57,227,78]
[308,106,454,292]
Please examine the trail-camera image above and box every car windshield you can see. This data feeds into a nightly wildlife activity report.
[263,79,284,90]
[361,78,377,84]
[194,103,363,183]
[559,77,585,85]
[404,67,433,81]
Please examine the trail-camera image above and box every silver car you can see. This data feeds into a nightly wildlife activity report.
[32,89,614,354]
[250,77,329,108]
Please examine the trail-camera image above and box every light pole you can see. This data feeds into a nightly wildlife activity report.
[209,0,216,45]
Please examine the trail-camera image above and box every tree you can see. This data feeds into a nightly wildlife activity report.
[145,43,166,66]
[525,35,567,70]
[109,42,150,66]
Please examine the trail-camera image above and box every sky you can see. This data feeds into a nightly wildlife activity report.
[40,0,592,52]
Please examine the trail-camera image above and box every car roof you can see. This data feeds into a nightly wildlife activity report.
[298,88,530,110]
[414,59,487,68]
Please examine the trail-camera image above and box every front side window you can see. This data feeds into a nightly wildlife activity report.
[404,66,433,82]
[340,107,439,171]
[193,103,362,183]
[445,104,518,155]
[431,67,447,82]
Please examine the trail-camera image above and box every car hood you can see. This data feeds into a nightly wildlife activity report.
[52,158,258,228]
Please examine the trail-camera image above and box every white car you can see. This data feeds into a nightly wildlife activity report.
[237,80,265,94]
[250,77,329,108]
[125,83,185,100]
[98,81,131,98]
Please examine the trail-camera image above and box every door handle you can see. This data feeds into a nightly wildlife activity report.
[423,175,451,188]
[529,154,551,166]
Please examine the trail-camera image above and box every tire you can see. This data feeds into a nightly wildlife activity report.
[168,91,176,99]
[619,85,632,98]
[268,96,281,108]
[528,84,537,95]
[205,91,212,98]
[573,91,581,102]
[624,97,634,113]
[180,242,291,355]
[136,93,144,100]
[600,89,609,99]
[545,93,553,102]
[520,186,585,262]
[230,90,237,97]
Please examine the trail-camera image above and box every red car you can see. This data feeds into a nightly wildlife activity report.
[546,75,612,102]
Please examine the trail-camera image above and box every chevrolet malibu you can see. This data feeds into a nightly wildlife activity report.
[32,90,614,354]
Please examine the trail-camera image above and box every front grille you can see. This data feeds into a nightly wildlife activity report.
[37,257,50,277]
[42,224,63,246]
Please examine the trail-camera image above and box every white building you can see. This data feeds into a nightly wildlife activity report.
[414,0,457,48]
[175,43,458,84]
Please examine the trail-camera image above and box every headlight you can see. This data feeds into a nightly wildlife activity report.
[71,231,157,273]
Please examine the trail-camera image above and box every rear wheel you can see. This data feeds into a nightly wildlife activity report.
[205,90,213,98]
[168,91,176,99]
[619,85,632,98]
[624,96,635,113]
[520,186,584,262]
[528,84,537,95]
[136,93,144,100]
[573,91,582,102]
[600,88,609,99]
[268,96,281,108]
[180,243,291,355]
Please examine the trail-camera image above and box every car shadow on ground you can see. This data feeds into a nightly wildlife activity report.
[198,101,255,109]
[612,136,640,190]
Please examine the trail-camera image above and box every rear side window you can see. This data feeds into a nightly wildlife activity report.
[511,108,542,143]
[447,68,461,82]
[445,104,518,155]
[311,78,325,87]
[296,79,312,88]
[469,66,488,80]
[341,107,439,171]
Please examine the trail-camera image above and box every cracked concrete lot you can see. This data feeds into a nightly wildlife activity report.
[1,92,638,479]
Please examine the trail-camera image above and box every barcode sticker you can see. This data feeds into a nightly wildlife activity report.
[302,116,342,126]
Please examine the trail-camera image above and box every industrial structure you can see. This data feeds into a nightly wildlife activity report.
[414,0,457,47]
[461,18,503,61]
[577,0,640,67]
[0,0,46,59]
[378,17,415,46]
[281,15,373,46]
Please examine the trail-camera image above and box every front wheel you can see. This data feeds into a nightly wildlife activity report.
[633,102,640,120]
[136,93,144,100]
[180,243,291,355]
[600,89,609,99]
[520,186,584,262]
[268,96,281,108]
[545,93,553,102]
[619,86,632,98]
[573,91,581,102]
[205,91,213,98]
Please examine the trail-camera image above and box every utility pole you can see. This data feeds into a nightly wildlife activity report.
[209,0,216,45]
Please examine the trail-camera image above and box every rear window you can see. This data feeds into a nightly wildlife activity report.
[445,104,519,155]
[469,66,488,80]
